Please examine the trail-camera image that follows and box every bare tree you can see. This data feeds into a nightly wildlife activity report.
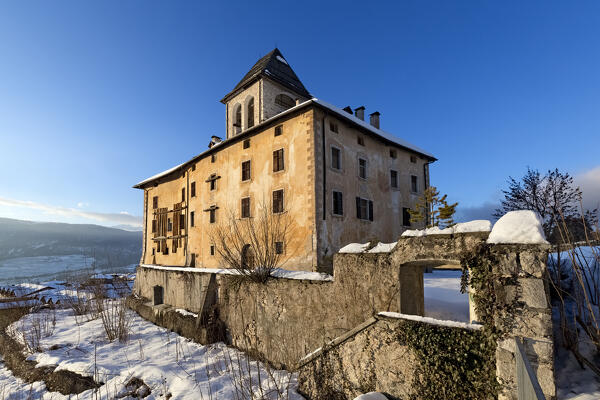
[209,201,296,283]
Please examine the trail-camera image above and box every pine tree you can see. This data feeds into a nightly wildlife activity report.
[409,186,458,228]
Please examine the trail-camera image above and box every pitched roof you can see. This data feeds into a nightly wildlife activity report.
[221,48,310,103]
[133,98,436,189]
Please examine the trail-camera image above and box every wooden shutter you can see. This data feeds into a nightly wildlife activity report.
[369,200,374,221]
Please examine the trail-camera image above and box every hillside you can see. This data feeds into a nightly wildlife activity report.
[0,218,141,271]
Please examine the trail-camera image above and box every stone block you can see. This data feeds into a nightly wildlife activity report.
[519,250,547,278]
[523,337,554,363]
[518,278,548,309]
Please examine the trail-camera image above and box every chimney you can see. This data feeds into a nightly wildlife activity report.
[208,135,223,148]
[369,111,380,129]
[354,106,365,121]
[343,106,353,114]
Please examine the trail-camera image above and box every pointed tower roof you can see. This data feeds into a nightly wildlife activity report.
[221,48,310,103]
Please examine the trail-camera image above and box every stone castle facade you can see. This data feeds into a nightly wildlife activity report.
[134,48,436,272]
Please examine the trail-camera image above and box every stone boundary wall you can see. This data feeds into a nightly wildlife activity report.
[296,313,485,399]
[131,232,556,399]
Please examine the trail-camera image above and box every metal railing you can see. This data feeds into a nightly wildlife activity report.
[515,337,546,400]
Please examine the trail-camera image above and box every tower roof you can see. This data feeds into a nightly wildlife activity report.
[221,48,310,103]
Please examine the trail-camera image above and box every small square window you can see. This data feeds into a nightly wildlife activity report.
[333,191,343,216]
[411,175,418,193]
[357,136,364,146]
[274,125,283,136]
[358,158,367,179]
[331,147,341,170]
[356,197,373,221]
[410,155,417,163]
[242,160,251,181]
[390,149,397,159]
[275,241,284,254]
[192,164,196,171]
[211,154,216,163]
[390,170,398,188]
[329,122,338,133]
[241,197,250,218]
[210,245,215,256]
[243,139,250,149]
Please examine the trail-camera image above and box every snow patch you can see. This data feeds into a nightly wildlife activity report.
[176,309,198,318]
[338,242,370,253]
[367,242,397,253]
[378,312,482,330]
[487,210,548,244]
[276,55,288,65]
[401,220,491,237]
[354,393,389,400]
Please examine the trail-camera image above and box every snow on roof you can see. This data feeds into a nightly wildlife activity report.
[140,264,333,282]
[487,210,549,245]
[275,55,288,65]
[134,97,435,187]
[339,242,371,253]
[401,220,492,237]
[378,312,483,330]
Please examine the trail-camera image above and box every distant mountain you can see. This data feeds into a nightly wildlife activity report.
[0,218,142,269]
[111,224,143,232]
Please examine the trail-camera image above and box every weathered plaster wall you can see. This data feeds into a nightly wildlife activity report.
[261,78,309,121]
[313,108,431,271]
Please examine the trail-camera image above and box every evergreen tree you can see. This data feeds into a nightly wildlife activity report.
[409,186,458,228]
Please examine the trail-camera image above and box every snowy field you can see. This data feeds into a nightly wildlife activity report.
[423,269,469,323]
[1,305,303,399]
[0,255,95,285]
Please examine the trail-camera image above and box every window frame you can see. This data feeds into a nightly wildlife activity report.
[241,197,251,219]
[402,207,411,227]
[190,211,195,227]
[191,182,196,197]
[332,190,344,216]
[243,139,250,149]
[241,160,251,182]
[330,146,342,171]
[411,175,418,193]
[272,189,284,214]
[274,241,285,255]
[358,157,368,180]
[247,97,255,128]
[355,197,374,221]
[273,148,285,173]
[274,125,283,136]
[390,169,399,189]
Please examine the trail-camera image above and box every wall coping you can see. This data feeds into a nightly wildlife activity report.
[138,264,334,283]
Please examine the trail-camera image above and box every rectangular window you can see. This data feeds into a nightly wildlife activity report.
[358,158,367,179]
[192,164,196,171]
[182,188,185,202]
[272,189,284,213]
[355,197,373,221]
[152,220,157,233]
[274,125,283,136]
[243,139,250,149]
[403,207,411,227]
[410,155,417,163]
[390,149,397,159]
[168,218,172,232]
[208,174,218,191]
[273,149,284,172]
[241,197,250,218]
[411,175,418,192]
[191,182,196,197]
[209,209,216,223]
[390,170,398,188]
[330,122,338,133]
[331,147,341,170]
[210,245,215,256]
[242,160,251,181]
[179,214,185,227]
[153,196,158,209]
[332,191,343,216]
[275,241,284,254]
[357,136,364,146]
[190,211,195,227]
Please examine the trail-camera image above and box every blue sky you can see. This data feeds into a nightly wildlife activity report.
[1,1,599,228]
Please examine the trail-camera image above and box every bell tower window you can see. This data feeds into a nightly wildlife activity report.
[233,104,242,135]
[247,97,255,128]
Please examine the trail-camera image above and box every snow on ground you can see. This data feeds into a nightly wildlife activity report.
[423,269,469,323]
[378,312,481,330]
[4,305,303,399]
[338,242,371,253]
[353,392,388,400]
[402,220,491,237]
[487,210,548,244]
[0,358,52,399]
[367,242,397,253]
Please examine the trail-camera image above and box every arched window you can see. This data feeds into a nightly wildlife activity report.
[233,104,242,134]
[247,97,255,128]
[275,94,295,110]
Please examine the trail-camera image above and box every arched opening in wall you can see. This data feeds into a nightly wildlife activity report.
[423,264,469,323]
[247,97,255,128]
[233,104,242,135]
[275,94,295,111]
[241,244,255,270]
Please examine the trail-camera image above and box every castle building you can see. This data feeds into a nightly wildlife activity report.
[134,49,436,273]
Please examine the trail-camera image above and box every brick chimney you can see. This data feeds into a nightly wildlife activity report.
[369,111,380,129]
[343,106,353,114]
[354,106,365,121]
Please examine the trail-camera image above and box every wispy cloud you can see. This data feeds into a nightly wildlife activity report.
[0,196,142,228]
